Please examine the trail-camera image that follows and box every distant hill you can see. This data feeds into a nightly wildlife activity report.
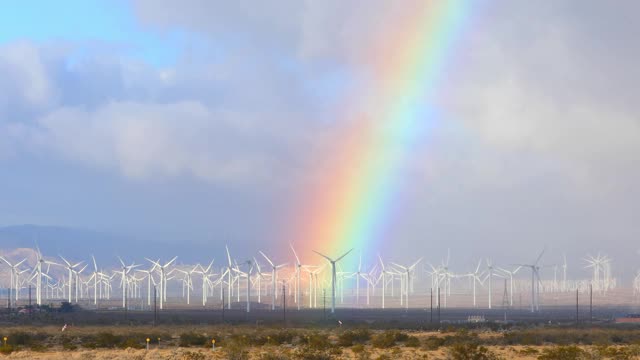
[0,224,210,266]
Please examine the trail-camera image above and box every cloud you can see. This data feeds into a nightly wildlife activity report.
[1,1,640,267]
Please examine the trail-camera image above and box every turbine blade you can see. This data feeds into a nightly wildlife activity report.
[289,243,301,265]
[313,250,333,263]
[165,256,178,267]
[335,248,353,263]
[259,251,275,267]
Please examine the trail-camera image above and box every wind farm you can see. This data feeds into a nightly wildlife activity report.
[0,245,634,318]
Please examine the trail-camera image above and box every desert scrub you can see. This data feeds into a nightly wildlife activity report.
[0,345,14,355]
[293,346,333,360]
[260,353,291,360]
[181,350,207,360]
[537,345,589,360]
[179,331,209,347]
[266,330,296,345]
[224,342,250,360]
[371,330,410,348]
[337,329,371,346]
[595,344,640,359]
[518,347,539,355]
[299,332,331,350]
[404,335,420,347]
[446,343,502,360]
[424,336,446,350]
[352,343,366,353]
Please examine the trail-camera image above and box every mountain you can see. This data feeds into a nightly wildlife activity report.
[0,224,210,266]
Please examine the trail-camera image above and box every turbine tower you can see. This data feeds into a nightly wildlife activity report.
[313,249,353,314]
[259,250,287,311]
[514,249,545,312]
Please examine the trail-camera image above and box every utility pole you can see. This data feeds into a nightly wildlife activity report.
[576,288,579,326]
[125,285,128,321]
[589,284,593,325]
[153,286,157,326]
[437,287,441,325]
[430,288,433,323]
[282,282,286,324]
[323,289,326,321]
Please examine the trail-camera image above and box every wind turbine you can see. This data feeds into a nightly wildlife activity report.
[259,250,287,311]
[59,256,84,303]
[145,256,177,310]
[225,246,234,309]
[462,260,485,308]
[514,249,545,312]
[253,257,265,304]
[290,243,303,310]
[116,257,140,308]
[174,265,199,305]
[378,255,388,309]
[497,265,521,307]
[391,258,423,310]
[31,248,60,305]
[313,249,353,314]
[0,256,27,305]
[193,260,214,306]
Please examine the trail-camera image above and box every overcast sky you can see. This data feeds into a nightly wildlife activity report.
[0,1,638,272]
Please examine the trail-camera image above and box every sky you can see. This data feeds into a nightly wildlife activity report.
[0,1,639,273]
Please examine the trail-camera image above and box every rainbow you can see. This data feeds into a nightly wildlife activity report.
[288,1,470,268]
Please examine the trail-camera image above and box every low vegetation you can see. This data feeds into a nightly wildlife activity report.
[0,324,639,358]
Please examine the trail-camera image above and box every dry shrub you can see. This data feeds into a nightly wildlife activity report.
[0,345,14,355]
[404,336,420,347]
[224,343,249,360]
[181,350,207,360]
[337,329,371,347]
[371,330,409,348]
[179,332,208,347]
[446,343,502,360]
[293,346,334,360]
[537,345,588,360]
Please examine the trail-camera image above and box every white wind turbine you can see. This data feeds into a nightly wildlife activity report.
[362,263,378,306]
[116,257,139,308]
[0,256,27,305]
[462,260,485,308]
[259,250,287,311]
[514,249,545,312]
[31,248,59,305]
[301,264,318,308]
[353,253,364,306]
[290,243,303,310]
[225,246,234,309]
[174,264,200,305]
[193,260,214,306]
[483,259,501,309]
[89,255,101,305]
[253,257,265,304]
[75,264,88,302]
[391,258,422,310]
[378,255,389,309]
[135,260,158,307]
[313,249,353,314]
[309,263,326,308]
[60,256,84,303]
[145,256,177,310]
[497,265,521,307]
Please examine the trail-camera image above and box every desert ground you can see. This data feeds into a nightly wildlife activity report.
[2,323,640,359]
